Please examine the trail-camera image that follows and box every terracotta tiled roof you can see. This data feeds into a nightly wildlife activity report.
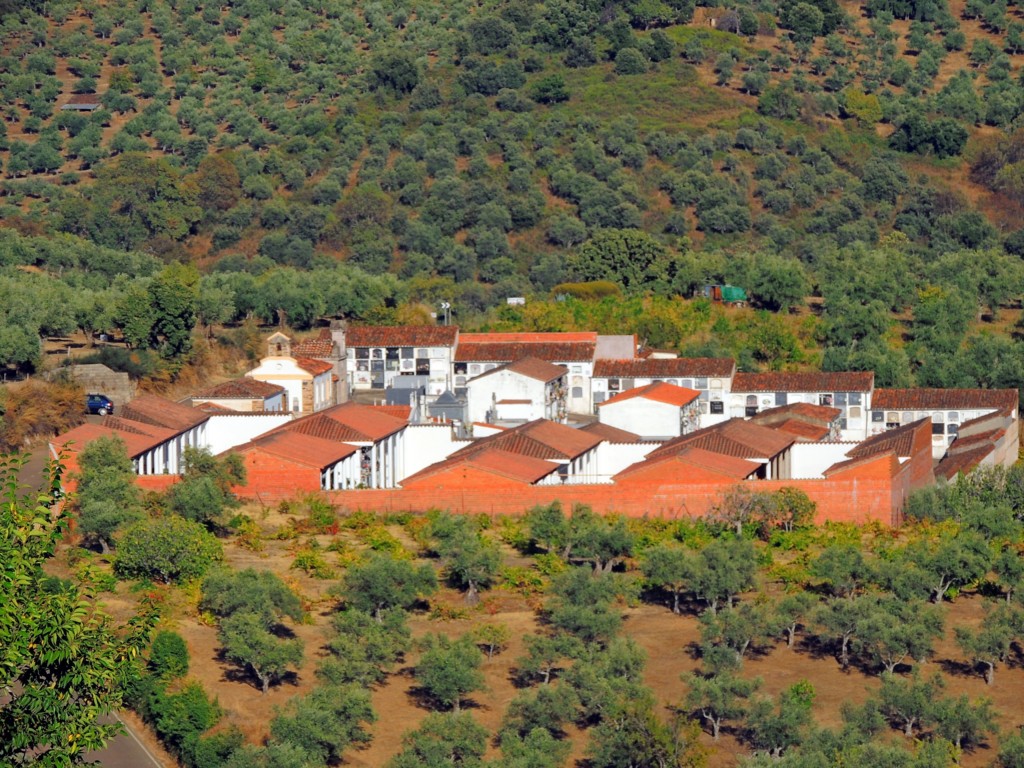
[616,446,761,481]
[368,404,412,421]
[823,452,898,478]
[239,431,358,469]
[195,378,286,399]
[497,399,532,405]
[647,418,795,461]
[292,329,336,358]
[935,445,996,481]
[347,325,458,347]
[53,421,174,458]
[461,332,598,343]
[593,358,735,378]
[872,388,1018,412]
[768,419,831,441]
[846,419,925,460]
[579,422,644,443]
[948,429,1004,452]
[456,341,595,363]
[449,419,601,462]
[118,395,209,433]
[472,357,567,384]
[598,382,700,408]
[296,357,333,376]
[732,371,874,393]
[402,447,561,486]
[752,402,842,422]
[193,402,238,413]
[321,402,407,441]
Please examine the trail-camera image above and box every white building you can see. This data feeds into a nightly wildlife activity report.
[597,382,701,440]
[591,358,736,424]
[871,388,1020,460]
[346,325,458,395]
[465,357,568,425]
[729,372,875,441]
[247,333,334,413]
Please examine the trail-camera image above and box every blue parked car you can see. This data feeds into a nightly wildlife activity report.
[86,393,114,416]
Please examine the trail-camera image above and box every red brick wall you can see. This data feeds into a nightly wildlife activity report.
[238,451,323,500]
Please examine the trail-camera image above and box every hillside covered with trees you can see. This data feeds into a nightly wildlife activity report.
[2,0,1024,386]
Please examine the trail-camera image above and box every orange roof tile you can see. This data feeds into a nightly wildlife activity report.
[292,329,336,358]
[369,404,412,420]
[457,341,595,363]
[598,382,700,408]
[449,419,601,462]
[347,325,458,347]
[195,378,286,399]
[593,358,735,378]
[752,402,842,422]
[770,419,831,441]
[118,395,209,433]
[846,419,925,460]
[732,371,874,393]
[320,402,407,441]
[402,447,560,486]
[579,422,644,443]
[472,357,567,384]
[53,421,175,458]
[873,388,1018,412]
[239,431,358,469]
[935,445,996,480]
[823,452,899,478]
[616,446,761,481]
[296,357,333,376]
[647,419,795,461]
[460,332,597,343]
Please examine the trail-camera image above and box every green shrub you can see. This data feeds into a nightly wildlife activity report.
[115,516,223,583]
[150,630,190,680]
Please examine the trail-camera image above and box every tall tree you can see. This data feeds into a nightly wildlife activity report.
[0,455,152,763]
[76,435,144,552]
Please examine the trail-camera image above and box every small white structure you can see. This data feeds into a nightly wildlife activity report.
[465,357,568,425]
[247,332,334,413]
[192,378,287,412]
[598,382,701,440]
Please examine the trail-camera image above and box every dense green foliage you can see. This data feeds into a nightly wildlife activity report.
[0,455,152,763]
[1,0,1023,388]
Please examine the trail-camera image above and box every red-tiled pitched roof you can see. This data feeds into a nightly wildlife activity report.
[401,447,560,486]
[369,404,412,420]
[647,419,795,461]
[769,419,832,441]
[320,402,407,441]
[752,402,842,422]
[456,341,595,363]
[53,421,174,458]
[193,402,238,413]
[461,332,598,343]
[347,325,458,347]
[580,422,644,443]
[238,431,358,469]
[593,358,735,378]
[292,330,336,358]
[732,371,874,393]
[598,382,700,408]
[449,419,601,462]
[935,445,996,481]
[118,395,209,432]
[195,378,286,399]
[823,452,899,478]
[616,446,761,481]
[472,357,567,384]
[872,388,1018,412]
[296,357,333,376]
[846,419,925,459]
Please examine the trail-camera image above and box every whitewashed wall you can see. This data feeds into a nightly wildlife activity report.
[595,441,660,482]
[206,413,293,455]
[400,423,462,481]
[789,442,856,479]
[600,398,680,440]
